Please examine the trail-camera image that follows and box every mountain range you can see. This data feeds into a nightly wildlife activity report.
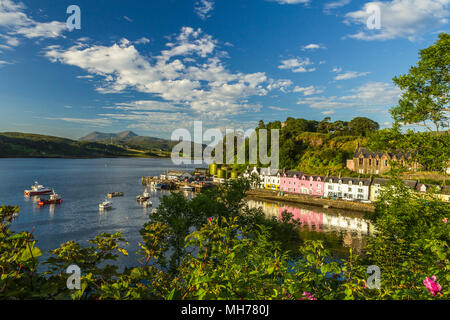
[78,130,176,152]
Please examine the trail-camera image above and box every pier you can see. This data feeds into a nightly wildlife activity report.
[141,176,216,193]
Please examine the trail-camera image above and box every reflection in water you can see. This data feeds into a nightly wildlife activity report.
[247,199,374,255]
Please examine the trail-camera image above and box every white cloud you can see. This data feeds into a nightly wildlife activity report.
[194,0,215,20]
[301,43,326,50]
[15,21,66,39]
[293,85,324,96]
[44,27,272,124]
[334,71,370,81]
[123,16,133,23]
[0,0,67,49]
[111,100,182,112]
[324,0,351,12]
[297,82,401,110]
[268,106,289,111]
[331,66,342,73]
[278,57,315,73]
[345,0,450,41]
[267,79,293,92]
[135,37,150,45]
[321,110,335,115]
[44,117,112,127]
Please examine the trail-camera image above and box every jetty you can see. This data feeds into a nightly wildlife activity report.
[107,192,124,198]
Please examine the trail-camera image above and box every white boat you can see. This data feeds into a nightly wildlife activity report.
[136,188,151,202]
[180,185,194,191]
[151,208,158,214]
[99,199,113,210]
[142,200,153,207]
[24,181,52,196]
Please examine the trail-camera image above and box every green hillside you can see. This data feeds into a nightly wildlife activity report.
[0,132,167,158]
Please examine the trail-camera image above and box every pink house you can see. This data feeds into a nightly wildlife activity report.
[280,170,303,194]
[298,174,325,197]
[280,171,324,197]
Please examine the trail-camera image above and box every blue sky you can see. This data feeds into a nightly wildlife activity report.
[0,0,448,139]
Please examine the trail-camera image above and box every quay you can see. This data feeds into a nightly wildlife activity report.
[141,176,216,193]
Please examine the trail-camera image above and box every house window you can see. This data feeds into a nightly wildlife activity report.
[328,185,333,190]
[358,188,363,193]
[384,160,388,166]
[348,187,352,192]
[369,159,372,165]
[376,160,379,166]
[359,158,363,165]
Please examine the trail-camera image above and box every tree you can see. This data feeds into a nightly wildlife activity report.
[318,117,331,133]
[391,32,449,133]
[348,117,380,136]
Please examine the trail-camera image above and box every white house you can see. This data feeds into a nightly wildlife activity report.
[242,166,261,189]
[324,177,371,201]
[260,167,282,191]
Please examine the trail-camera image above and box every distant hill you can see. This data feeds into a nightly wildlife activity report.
[79,130,176,152]
[0,132,168,158]
[79,131,206,155]
[79,130,138,142]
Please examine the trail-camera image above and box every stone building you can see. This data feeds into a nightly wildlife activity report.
[347,146,419,175]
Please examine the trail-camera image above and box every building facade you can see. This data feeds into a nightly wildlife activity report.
[324,177,371,201]
[347,147,419,175]
[260,167,282,191]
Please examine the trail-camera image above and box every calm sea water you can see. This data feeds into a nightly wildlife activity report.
[0,158,373,270]
[0,158,201,269]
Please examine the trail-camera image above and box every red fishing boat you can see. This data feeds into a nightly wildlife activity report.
[38,191,62,206]
[24,181,52,197]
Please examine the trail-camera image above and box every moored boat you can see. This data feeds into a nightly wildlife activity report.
[24,181,52,197]
[142,200,153,207]
[136,188,150,202]
[180,185,194,192]
[38,190,62,206]
[99,199,113,210]
[107,192,124,198]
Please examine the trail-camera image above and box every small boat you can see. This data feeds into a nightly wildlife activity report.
[24,181,52,197]
[180,185,194,192]
[107,192,124,198]
[142,200,152,207]
[99,199,113,210]
[136,188,150,202]
[151,209,158,214]
[38,190,62,206]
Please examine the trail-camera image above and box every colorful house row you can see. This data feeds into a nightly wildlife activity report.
[242,166,450,202]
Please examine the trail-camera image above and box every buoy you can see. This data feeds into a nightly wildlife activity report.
[126,217,129,221]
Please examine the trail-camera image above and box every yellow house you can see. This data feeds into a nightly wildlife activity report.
[415,184,450,202]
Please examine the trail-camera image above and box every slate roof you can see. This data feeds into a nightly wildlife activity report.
[354,147,416,159]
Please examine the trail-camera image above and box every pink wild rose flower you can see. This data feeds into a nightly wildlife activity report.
[423,276,442,296]
[299,292,317,300]
[443,218,448,223]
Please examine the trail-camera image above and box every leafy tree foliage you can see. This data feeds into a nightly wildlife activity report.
[391,33,449,133]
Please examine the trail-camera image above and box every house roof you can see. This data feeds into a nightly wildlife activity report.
[260,167,282,176]
[284,170,303,177]
[372,178,391,186]
[324,176,371,186]
[354,147,416,159]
